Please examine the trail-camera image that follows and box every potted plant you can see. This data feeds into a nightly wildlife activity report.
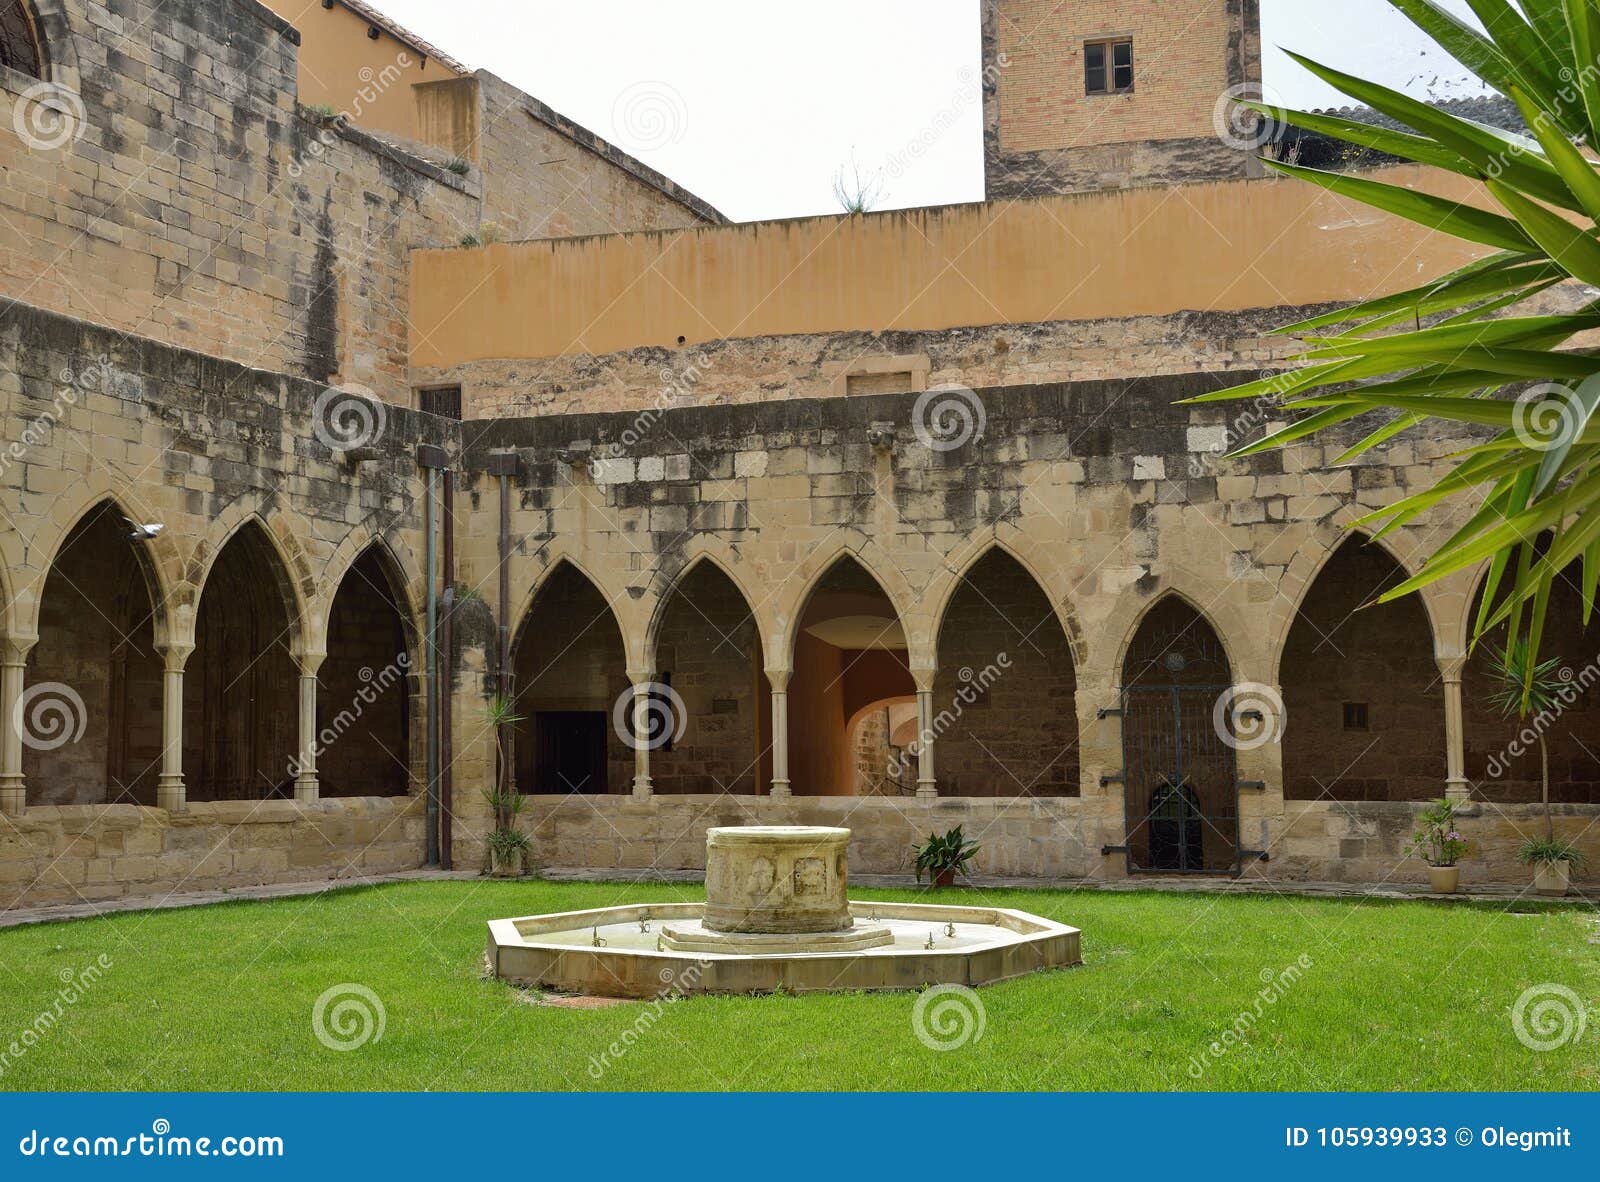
[913,826,979,888]
[1487,644,1576,895]
[1519,838,1585,898]
[483,788,531,877]
[1404,797,1467,894]
[482,694,529,877]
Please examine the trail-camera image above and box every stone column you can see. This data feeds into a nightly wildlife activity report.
[295,650,326,802]
[155,642,191,813]
[628,671,654,800]
[0,635,37,816]
[1439,655,1469,801]
[914,681,938,800]
[767,668,791,798]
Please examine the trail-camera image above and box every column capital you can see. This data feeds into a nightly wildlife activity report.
[626,667,659,687]
[909,664,938,693]
[763,667,792,691]
[156,641,194,671]
[297,649,328,676]
[0,633,38,665]
[1436,654,1467,682]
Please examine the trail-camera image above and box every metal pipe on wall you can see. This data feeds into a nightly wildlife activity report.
[423,463,439,867]
[439,470,455,871]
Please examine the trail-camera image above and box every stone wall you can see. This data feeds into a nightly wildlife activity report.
[0,0,715,401]
[0,797,424,908]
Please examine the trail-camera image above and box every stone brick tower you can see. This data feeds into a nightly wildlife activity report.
[981,0,1262,198]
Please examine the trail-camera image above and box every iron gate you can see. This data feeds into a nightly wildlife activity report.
[1110,616,1242,875]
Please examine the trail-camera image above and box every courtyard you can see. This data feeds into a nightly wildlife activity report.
[1,880,1592,1092]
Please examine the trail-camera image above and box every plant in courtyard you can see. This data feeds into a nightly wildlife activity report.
[1188,0,1600,700]
[1485,641,1566,839]
[483,694,527,875]
[913,826,980,886]
[1405,797,1469,867]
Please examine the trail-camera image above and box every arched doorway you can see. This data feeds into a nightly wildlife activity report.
[1118,597,1238,874]
[24,502,163,805]
[650,561,768,795]
[1464,557,1600,803]
[319,546,414,798]
[1282,537,1445,801]
[185,521,300,801]
[933,549,1079,797]
[510,562,629,795]
[788,556,914,796]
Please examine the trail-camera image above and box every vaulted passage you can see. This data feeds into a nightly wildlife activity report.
[1282,538,1444,801]
[511,563,629,795]
[933,550,1078,797]
[184,522,299,801]
[650,562,768,795]
[1120,597,1237,874]
[789,557,914,796]
[319,547,413,798]
[1465,560,1600,804]
[24,503,162,805]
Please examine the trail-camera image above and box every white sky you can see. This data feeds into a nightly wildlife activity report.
[366,0,1489,222]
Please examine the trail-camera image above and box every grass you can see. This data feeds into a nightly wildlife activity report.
[0,880,1594,1091]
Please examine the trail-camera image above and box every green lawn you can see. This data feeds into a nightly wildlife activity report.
[0,880,1594,1091]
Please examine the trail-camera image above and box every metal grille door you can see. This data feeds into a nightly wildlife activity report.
[1116,601,1240,875]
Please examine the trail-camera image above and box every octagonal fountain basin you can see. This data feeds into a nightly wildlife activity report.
[488,900,1081,997]
[487,824,1081,997]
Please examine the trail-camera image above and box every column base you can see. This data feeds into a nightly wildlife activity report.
[295,778,320,803]
[915,783,938,801]
[630,777,653,801]
[156,776,186,813]
[1444,778,1470,802]
[0,783,24,816]
[768,782,792,799]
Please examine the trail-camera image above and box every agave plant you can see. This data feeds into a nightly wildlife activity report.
[1485,640,1568,836]
[1191,0,1600,707]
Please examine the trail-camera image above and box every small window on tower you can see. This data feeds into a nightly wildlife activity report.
[1343,702,1370,732]
[1084,37,1133,95]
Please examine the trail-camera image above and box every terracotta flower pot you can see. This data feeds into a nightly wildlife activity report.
[933,868,956,888]
[1533,861,1571,897]
[1427,865,1459,894]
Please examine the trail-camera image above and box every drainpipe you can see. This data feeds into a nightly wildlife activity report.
[490,451,516,796]
[440,469,455,870]
[418,444,449,867]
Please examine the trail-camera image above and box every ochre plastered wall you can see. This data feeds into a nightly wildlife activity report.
[257,0,464,145]
[408,166,1489,372]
